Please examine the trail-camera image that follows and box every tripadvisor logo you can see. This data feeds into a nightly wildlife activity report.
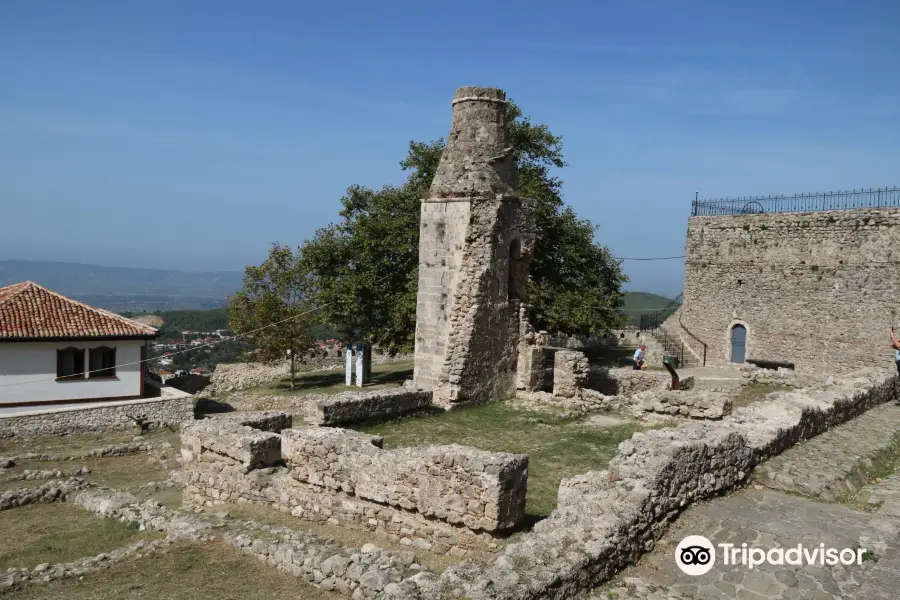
[675,535,870,576]
[675,535,716,576]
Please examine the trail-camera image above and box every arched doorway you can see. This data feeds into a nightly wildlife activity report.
[730,324,747,363]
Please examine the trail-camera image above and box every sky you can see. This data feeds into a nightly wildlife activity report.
[1,0,898,299]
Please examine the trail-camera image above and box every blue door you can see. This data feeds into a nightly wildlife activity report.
[730,325,747,363]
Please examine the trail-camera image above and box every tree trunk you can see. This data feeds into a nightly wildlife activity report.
[290,352,296,390]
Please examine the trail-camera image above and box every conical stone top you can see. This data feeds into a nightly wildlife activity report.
[428,86,517,199]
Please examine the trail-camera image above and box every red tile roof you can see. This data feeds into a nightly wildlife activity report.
[0,281,159,341]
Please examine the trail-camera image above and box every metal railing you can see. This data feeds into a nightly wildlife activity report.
[691,186,900,217]
[678,309,707,367]
[638,293,683,332]
[637,293,685,367]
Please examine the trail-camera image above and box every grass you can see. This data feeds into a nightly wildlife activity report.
[1,453,169,491]
[731,383,792,409]
[249,359,414,396]
[863,432,900,482]
[1,540,342,600]
[0,503,161,570]
[353,401,639,518]
[215,502,465,573]
[0,427,180,458]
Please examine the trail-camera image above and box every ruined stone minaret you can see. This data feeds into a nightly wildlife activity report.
[413,87,536,407]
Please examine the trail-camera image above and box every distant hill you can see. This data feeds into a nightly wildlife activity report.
[0,260,243,312]
[622,291,677,327]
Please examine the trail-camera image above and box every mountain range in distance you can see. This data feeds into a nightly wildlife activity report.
[0,260,679,315]
[0,260,243,312]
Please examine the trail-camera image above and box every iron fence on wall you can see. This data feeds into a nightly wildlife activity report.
[691,186,900,217]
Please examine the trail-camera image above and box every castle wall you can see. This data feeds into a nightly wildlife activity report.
[682,208,900,373]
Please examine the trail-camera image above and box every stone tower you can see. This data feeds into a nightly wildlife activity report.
[413,86,536,407]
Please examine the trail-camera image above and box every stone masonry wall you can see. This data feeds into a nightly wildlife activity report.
[413,87,536,407]
[180,413,530,555]
[553,351,589,398]
[682,208,900,374]
[282,427,527,532]
[0,396,194,438]
[380,370,899,600]
[310,388,434,426]
[181,420,282,472]
[588,367,671,396]
[631,389,732,420]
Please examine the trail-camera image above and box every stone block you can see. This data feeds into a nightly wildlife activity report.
[279,427,527,531]
[181,421,281,472]
[553,350,589,398]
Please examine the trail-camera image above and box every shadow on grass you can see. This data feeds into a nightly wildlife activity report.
[268,365,413,393]
[194,398,235,417]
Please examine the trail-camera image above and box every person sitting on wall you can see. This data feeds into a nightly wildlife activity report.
[633,344,648,370]
[891,328,900,377]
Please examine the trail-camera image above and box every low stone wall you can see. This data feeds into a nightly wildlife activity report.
[587,367,671,396]
[741,364,797,386]
[553,351,589,398]
[208,410,293,433]
[0,478,89,511]
[282,427,527,531]
[632,390,732,420]
[181,421,282,472]
[0,396,195,438]
[310,388,434,426]
[181,416,529,555]
[379,369,899,600]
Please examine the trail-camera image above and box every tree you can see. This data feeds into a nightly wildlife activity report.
[229,244,314,389]
[299,100,627,350]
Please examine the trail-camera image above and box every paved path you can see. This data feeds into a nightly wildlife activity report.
[754,402,900,502]
[587,400,900,599]
[588,488,875,600]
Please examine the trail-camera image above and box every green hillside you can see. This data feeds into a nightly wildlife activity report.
[622,292,674,312]
[622,292,677,327]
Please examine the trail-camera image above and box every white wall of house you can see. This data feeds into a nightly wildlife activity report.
[0,340,144,405]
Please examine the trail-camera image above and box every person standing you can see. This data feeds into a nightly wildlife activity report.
[891,328,900,377]
[633,343,647,370]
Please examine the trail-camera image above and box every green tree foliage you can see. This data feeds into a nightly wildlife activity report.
[228,244,314,389]
[299,100,626,350]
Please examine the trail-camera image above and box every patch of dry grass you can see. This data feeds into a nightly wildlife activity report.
[214,502,465,573]
[1,540,341,600]
[0,428,180,458]
[0,503,161,570]
[731,383,792,409]
[353,402,640,518]
[2,454,168,494]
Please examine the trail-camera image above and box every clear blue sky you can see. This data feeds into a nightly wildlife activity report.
[1,1,898,298]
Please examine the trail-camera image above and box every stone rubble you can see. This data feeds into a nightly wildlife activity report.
[741,363,798,386]
[0,478,90,511]
[631,389,732,420]
[0,466,90,483]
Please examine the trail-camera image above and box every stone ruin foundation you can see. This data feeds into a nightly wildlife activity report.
[413,86,536,408]
[180,412,528,556]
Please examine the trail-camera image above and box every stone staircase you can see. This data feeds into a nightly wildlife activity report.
[643,307,704,368]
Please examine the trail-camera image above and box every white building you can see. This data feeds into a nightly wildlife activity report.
[0,281,159,411]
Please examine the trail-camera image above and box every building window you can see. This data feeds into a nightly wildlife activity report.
[89,346,117,378]
[57,347,86,380]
